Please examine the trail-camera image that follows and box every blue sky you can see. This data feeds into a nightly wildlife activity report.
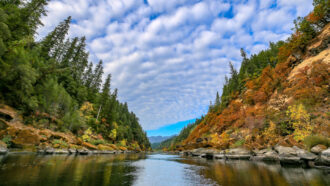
[37,0,313,132]
[146,118,196,136]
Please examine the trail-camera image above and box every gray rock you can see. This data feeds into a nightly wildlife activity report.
[191,148,206,156]
[37,149,45,154]
[226,148,251,160]
[54,149,69,154]
[0,147,7,155]
[253,149,279,161]
[319,148,330,165]
[295,148,317,160]
[68,149,77,154]
[77,148,90,155]
[275,146,301,164]
[214,151,226,159]
[45,148,55,154]
[275,146,297,156]
[311,144,327,155]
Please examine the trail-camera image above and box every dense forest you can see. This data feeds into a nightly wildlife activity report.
[164,0,329,151]
[0,0,150,151]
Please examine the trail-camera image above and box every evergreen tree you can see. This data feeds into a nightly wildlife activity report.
[21,0,48,36]
[40,16,71,60]
[215,91,220,106]
[91,60,103,93]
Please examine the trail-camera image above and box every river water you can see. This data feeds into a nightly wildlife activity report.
[0,153,329,186]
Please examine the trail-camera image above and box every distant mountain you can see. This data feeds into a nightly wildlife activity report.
[148,135,174,144]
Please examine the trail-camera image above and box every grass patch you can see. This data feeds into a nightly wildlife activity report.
[304,135,330,150]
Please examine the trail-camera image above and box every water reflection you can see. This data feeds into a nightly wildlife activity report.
[0,153,329,186]
[0,153,145,186]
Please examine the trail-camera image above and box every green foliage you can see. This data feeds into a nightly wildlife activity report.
[0,1,150,149]
[90,139,106,146]
[231,139,245,148]
[304,135,330,150]
[1,135,12,146]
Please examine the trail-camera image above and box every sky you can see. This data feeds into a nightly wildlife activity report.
[146,118,196,137]
[37,0,313,132]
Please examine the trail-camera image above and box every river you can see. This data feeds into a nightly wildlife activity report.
[0,153,329,186]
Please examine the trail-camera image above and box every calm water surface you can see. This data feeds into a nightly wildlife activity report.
[0,153,329,186]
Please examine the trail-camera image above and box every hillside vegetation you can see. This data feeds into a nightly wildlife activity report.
[166,0,330,151]
[0,0,150,151]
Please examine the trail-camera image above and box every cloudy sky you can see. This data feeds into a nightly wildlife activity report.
[37,0,313,131]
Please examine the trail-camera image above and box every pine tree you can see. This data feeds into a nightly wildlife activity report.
[22,0,48,36]
[91,60,103,93]
[84,62,94,88]
[61,37,78,67]
[215,91,220,106]
[40,16,71,60]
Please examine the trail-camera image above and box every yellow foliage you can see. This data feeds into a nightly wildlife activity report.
[119,139,127,147]
[80,102,94,119]
[263,121,277,140]
[108,129,117,141]
[210,133,221,145]
[82,127,93,142]
[286,104,312,141]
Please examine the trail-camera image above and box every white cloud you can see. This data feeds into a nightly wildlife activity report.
[37,0,314,130]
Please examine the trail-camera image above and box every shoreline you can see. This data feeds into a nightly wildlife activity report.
[0,148,146,156]
[173,146,330,169]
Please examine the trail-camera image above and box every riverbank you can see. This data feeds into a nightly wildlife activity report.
[175,146,330,169]
[0,105,148,155]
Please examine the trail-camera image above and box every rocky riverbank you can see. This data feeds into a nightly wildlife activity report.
[178,145,330,169]
[0,142,141,156]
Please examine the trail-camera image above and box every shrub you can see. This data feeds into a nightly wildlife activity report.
[304,135,330,150]
[1,135,12,146]
[231,139,245,148]
[91,139,105,146]
[52,139,68,148]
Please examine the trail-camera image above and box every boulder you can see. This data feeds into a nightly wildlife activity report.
[214,150,226,159]
[252,149,279,161]
[200,149,220,159]
[319,148,330,166]
[54,149,69,154]
[311,144,327,155]
[275,146,301,164]
[77,148,90,155]
[226,148,251,160]
[294,147,317,160]
[0,141,8,154]
[68,149,77,154]
[45,147,55,154]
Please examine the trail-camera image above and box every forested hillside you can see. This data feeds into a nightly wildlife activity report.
[0,0,150,151]
[168,0,329,151]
